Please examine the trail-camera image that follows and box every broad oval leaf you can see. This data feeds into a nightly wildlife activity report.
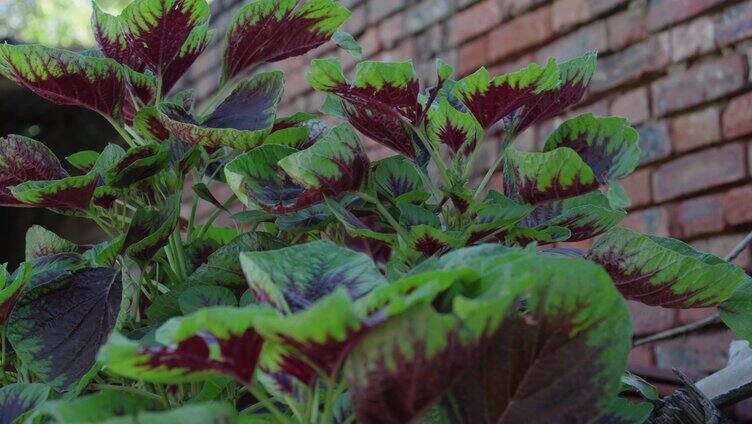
[0,383,50,424]
[162,24,215,94]
[719,282,752,343]
[505,147,598,204]
[35,390,162,423]
[516,52,597,133]
[65,150,100,172]
[178,285,237,314]
[7,267,123,389]
[97,402,239,424]
[371,155,429,203]
[426,97,483,156]
[240,240,386,313]
[588,227,748,307]
[99,306,274,384]
[453,59,560,129]
[278,124,369,196]
[187,232,286,287]
[11,173,98,210]
[223,0,350,80]
[25,225,78,261]
[0,44,126,118]
[120,0,210,74]
[92,2,146,71]
[123,194,180,262]
[0,135,68,207]
[544,113,640,185]
[105,144,170,188]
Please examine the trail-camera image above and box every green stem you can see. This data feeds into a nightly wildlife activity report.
[88,212,115,238]
[358,192,411,241]
[196,194,237,239]
[106,117,137,148]
[474,127,516,199]
[410,122,451,190]
[248,384,291,424]
[93,384,166,405]
[186,195,199,241]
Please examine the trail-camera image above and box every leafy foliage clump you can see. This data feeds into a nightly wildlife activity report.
[0,0,749,422]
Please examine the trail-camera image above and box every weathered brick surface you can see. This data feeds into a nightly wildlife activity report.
[179,0,752,374]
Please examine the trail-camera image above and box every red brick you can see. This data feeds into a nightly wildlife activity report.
[534,21,607,63]
[705,233,752,268]
[723,92,752,139]
[677,307,717,325]
[458,36,490,76]
[670,107,721,153]
[569,99,609,117]
[379,13,403,48]
[610,87,649,125]
[652,143,747,202]
[367,0,405,23]
[629,301,677,336]
[591,34,671,93]
[489,6,553,61]
[636,121,671,165]
[360,27,381,59]
[672,193,725,238]
[629,345,655,366]
[450,0,502,45]
[499,0,550,17]
[622,207,670,236]
[654,330,734,372]
[344,5,367,35]
[621,167,652,208]
[670,17,715,62]
[647,0,726,31]
[552,0,586,32]
[607,7,648,51]
[723,186,752,226]
[715,1,752,47]
[652,55,747,117]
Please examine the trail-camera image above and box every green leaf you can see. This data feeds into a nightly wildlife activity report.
[278,124,369,193]
[8,267,123,390]
[409,225,465,257]
[25,225,78,261]
[187,232,286,287]
[371,155,430,203]
[465,192,534,243]
[105,144,170,188]
[588,227,749,308]
[608,181,631,210]
[99,307,275,384]
[325,196,395,243]
[35,390,162,423]
[11,173,98,210]
[124,194,180,262]
[65,150,100,172]
[719,281,752,343]
[621,372,659,401]
[544,114,640,184]
[453,59,560,129]
[0,44,126,118]
[0,383,49,424]
[193,182,227,211]
[92,1,145,71]
[224,144,301,211]
[120,0,210,73]
[523,191,626,242]
[0,262,31,324]
[223,0,350,80]
[426,97,483,156]
[595,398,653,424]
[332,30,362,59]
[240,240,386,313]
[505,147,598,204]
[178,285,237,314]
[83,236,125,267]
[98,402,239,424]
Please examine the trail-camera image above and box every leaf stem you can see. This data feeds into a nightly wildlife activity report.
[247,383,291,424]
[474,127,516,199]
[93,384,166,405]
[358,192,411,242]
[196,194,238,239]
[106,117,137,148]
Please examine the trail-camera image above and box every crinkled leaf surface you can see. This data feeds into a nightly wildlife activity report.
[7,267,122,389]
[588,227,748,307]
[0,135,68,207]
[427,97,483,156]
[241,240,386,313]
[0,383,49,424]
[99,307,274,384]
[123,194,180,262]
[105,143,170,188]
[453,59,560,129]
[187,232,286,287]
[121,0,209,73]
[25,225,78,261]
[371,155,429,203]
[0,44,126,118]
[92,2,146,71]
[278,124,369,195]
[162,24,215,94]
[505,147,598,204]
[223,0,350,80]
[544,114,640,185]
[522,191,626,242]
[517,53,597,132]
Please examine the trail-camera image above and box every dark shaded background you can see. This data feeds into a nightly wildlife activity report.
[0,73,116,267]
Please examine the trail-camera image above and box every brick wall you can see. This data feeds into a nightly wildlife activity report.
[182,0,752,384]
